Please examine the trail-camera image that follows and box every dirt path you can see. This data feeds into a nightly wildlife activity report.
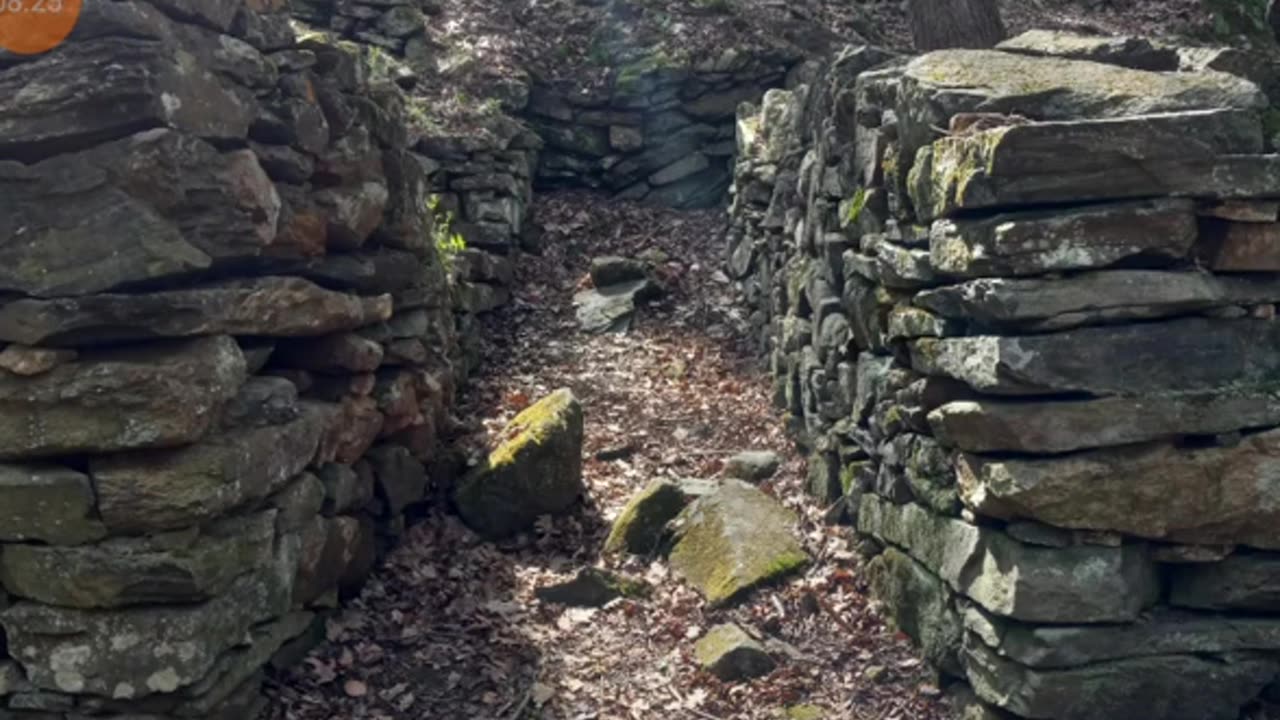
[264,191,950,720]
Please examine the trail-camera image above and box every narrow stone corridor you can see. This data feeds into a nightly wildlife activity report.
[263,191,949,720]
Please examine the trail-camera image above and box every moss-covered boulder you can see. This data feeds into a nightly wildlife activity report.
[695,623,776,681]
[453,389,585,538]
[669,481,809,606]
[603,479,687,555]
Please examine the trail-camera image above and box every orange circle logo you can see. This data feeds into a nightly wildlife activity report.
[0,0,82,55]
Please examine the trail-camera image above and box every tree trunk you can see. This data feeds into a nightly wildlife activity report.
[906,0,1007,51]
[1270,0,1280,42]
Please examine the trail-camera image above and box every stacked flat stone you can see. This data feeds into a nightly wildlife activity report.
[281,0,538,370]
[526,49,796,209]
[730,38,1280,720]
[0,1,459,717]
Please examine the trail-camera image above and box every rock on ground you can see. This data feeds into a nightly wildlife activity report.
[669,480,809,606]
[695,623,777,681]
[453,388,586,538]
[725,450,782,483]
[603,479,687,555]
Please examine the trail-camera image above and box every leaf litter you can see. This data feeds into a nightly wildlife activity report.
[263,190,954,719]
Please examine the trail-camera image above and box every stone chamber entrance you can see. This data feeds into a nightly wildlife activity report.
[2,2,1280,720]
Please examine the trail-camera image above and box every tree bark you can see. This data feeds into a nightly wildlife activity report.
[906,0,1007,51]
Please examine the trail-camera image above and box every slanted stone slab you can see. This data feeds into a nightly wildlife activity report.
[694,624,776,681]
[916,270,1280,330]
[0,553,294,699]
[0,464,106,546]
[930,390,1280,454]
[963,635,1279,720]
[1169,554,1280,611]
[453,389,585,538]
[995,30,1181,70]
[604,479,687,555]
[574,279,660,333]
[0,278,393,347]
[91,405,329,533]
[0,511,276,609]
[534,567,648,607]
[866,547,963,676]
[0,336,245,460]
[911,318,1280,396]
[906,110,1267,221]
[927,200,1196,278]
[858,495,1157,623]
[963,604,1280,669]
[669,481,809,606]
[1199,221,1280,271]
[957,428,1280,549]
[897,49,1264,164]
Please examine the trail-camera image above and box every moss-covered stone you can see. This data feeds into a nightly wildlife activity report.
[453,389,585,538]
[535,567,650,607]
[694,623,775,681]
[866,547,963,676]
[603,479,686,555]
[786,705,826,720]
[669,481,809,606]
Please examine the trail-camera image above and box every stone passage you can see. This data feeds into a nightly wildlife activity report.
[731,35,1280,720]
[0,2,479,717]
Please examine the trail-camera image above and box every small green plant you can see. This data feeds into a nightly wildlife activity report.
[843,186,869,227]
[427,194,467,271]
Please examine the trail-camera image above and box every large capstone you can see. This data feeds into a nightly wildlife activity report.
[668,481,809,606]
[453,389,585,538]
[907,110,1268,221]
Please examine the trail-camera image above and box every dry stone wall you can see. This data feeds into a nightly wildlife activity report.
[730,35,1280,720]
[282,0,542,363]
[526,50,798,209]
[0,1,462,717]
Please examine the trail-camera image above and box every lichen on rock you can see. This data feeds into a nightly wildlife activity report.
[453,388,586,538]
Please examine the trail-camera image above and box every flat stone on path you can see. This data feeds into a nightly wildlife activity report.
[574,279,660,333]
[695,623,776,681]
[534,568,649,607]
[669,480,809,606]
[724,450,781,483]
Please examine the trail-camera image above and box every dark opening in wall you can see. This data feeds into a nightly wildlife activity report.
[521,50,800,209]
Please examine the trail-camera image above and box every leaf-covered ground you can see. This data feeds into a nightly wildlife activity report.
[263,191,951,720]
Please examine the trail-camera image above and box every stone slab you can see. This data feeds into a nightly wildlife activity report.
[858,495,1157,623]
